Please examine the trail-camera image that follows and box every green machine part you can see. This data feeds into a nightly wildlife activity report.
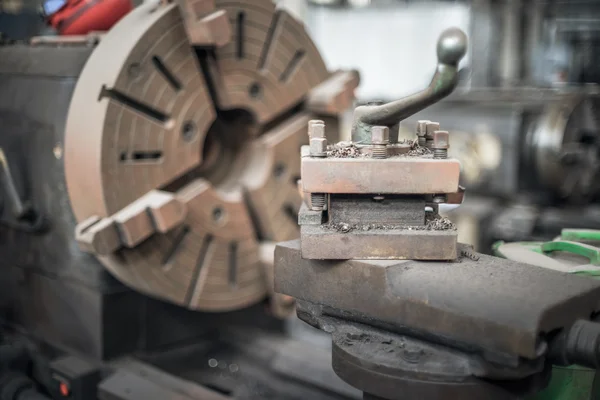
[494,229,600,400]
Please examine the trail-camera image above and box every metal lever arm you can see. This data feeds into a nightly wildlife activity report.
[351,27,468,143]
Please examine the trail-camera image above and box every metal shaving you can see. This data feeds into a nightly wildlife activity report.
[460,245,480,261]
[327,142,362,158]
[406,140,432,157]
[325,214,456,233]
[325,138,433,158]
[425,214,456,230]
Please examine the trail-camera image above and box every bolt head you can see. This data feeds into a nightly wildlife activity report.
[416,120,430,137]
[308,120,326,139]
[371,126,390,144]
[425,122,440,138]
[310,138,328,156]
[433,130,450,149]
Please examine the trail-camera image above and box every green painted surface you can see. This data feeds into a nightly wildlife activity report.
[561,229,600,242]
[529,366,598,400]
[541,241,600,265]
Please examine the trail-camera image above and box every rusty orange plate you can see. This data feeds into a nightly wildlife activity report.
[301,156,460,194]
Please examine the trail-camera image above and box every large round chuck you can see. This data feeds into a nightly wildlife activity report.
[524,97,600,202]
[64,0,333,311]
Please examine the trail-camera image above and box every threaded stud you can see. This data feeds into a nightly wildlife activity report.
[371,145,388,159]
[433,149,448,159]
[311,193,326,211]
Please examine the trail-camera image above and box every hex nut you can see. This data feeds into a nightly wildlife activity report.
[425,122,440,139]
[310,137,328,156]
[371,126,390,145]
[433,130,450,149]
[308,120,326,139]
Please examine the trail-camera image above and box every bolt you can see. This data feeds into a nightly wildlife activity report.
[432,130,449,159]
[309,120,327,157]
[310,193,326,211]
[310,138,328,157]
[308,120,326,139]
[416,120,430,147]
[425,121,440,149]
[371,125,389,159]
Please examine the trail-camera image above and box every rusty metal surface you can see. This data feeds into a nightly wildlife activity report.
[239,113,310,243]
[307,70,360,116]
[301,156,461,194]
[175,0,231,47]
[300,226,457,260]
[212,0,329,125]
[446,185,466,205]
[64,0,335,311]
[76,190,187,254]
[275,240,600,359]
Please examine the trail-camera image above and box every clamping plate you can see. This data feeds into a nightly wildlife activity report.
[64,0,357,311]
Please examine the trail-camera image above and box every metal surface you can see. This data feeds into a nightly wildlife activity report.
[64,0,338,311]
[100,360,229,400]
[300,226,457,260]
[99,370,227,400]
[0,43,96,76]
[328,195,424,226]
[523,97,600,202]
[307,70,360,116]
[328,317,549,400]
[301,156,460,194]
[175,0,231,47]
[498,0,522,87]
[275,240,600,359]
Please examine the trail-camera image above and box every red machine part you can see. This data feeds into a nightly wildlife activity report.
[46,0,133,35]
